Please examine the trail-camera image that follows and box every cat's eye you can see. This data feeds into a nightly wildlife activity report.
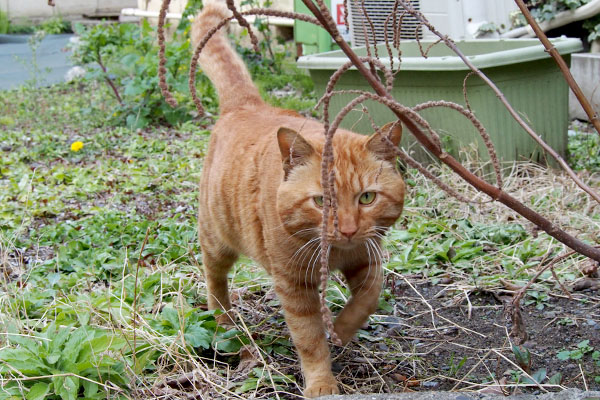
[314,196,324,207]
[359,192,376,205]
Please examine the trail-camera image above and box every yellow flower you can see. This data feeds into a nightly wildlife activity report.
[70,141,84,152]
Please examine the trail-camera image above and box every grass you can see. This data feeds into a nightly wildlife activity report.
[1,74,599,398]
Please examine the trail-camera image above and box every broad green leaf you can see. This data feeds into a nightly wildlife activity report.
[522,367,546,385]
[61,328,94,365]
[82,380,99,397]
[0,349,50,375]
[25,382,50,400]
[215,330,247,353]
[46,353,60,365]
[512,345,531,372]
[76,334,126,364]
[184,324,212,349]
[132,349,156,375]
[161,307,181,329]
[53,375,78,400]
[548,372,562,385]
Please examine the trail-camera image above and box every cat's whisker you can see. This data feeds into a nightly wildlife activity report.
[370,238,387,265]
[288,237,320,267]
[361,238,384,295]
[304,242,322,290]
[289,238,320,286]
[290,227,320,238]
[353,240,375,292]
[291,238,320,286]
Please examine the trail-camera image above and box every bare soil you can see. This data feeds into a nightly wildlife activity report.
[328,279,600,395]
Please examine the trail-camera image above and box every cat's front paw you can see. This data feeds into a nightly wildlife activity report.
[304,378,339,398]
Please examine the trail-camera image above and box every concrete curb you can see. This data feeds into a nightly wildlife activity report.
[321,389,600,400]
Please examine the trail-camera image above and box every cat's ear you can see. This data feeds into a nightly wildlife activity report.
[277,127,315,179]
[366,121,402,162]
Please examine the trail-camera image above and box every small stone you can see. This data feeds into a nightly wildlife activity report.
[385,326,404,337]
[543,311,557,319]
[377,343,389,351]
[587,319,598,326]
[422,380,439,388]
[455,395,473,400]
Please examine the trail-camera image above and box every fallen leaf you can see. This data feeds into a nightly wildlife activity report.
[500,279,523,291]
[233,345,261,378]
[478,377,509,396]
[581,261,599,278]
[572,278,600,291]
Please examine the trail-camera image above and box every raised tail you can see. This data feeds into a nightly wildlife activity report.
[192,1,263,114]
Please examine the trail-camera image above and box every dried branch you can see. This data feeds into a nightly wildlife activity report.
[397,0,600,206]
[514,0,600,137]
[301,0,600,263]
[96,51,123,105]
[188,9,321,116]
[157,0,178,108]
[226,0,259,52]
[506,249,590,343]
[412,100,502,188]
[157,0,600,349]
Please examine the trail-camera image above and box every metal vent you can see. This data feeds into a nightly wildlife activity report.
[348,0,422,47]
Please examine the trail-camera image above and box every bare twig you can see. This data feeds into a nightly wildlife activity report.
[226,0,260,52]
[132,227,151,370]
[96,51,123,105]
[397,0,600,206]
[157,0,178,107]
[515,0,600,137]
[301,0,600,263]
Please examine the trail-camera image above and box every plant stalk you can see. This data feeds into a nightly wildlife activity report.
[514,0,600,137]
[300,0,600,262]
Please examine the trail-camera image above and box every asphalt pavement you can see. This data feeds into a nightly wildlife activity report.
[321,389,600,400]
[0,33,74,90]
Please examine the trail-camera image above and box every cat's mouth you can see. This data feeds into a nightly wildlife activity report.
[328,235,362,250]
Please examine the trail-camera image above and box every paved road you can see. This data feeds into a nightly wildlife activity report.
[321,389,600,400]
[0,34,74,90]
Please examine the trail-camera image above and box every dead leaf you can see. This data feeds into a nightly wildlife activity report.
[505,301,527,345]
[581,261,599,278]
[478,377,509,396]
[572,278,600,291]
[233,345,261,378]
[390,373,419,387]
[500,279,522,292]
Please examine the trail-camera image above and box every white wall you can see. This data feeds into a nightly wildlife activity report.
[137,0,293,14]
[1,0,136,21]
[421,0,518,40]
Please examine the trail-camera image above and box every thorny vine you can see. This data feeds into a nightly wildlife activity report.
[156,0,600,346]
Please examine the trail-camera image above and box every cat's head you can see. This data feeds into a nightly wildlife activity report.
[276,123,405,250]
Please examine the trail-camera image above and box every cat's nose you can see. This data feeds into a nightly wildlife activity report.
[340,226,357,239]
[338,214,358,239]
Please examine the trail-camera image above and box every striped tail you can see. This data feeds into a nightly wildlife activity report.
[191,1,263,114]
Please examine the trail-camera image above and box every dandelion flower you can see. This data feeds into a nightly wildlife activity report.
[70,141,84,152]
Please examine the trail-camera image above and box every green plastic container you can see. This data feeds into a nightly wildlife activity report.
[294,0,337,55]
[297,38,583,164]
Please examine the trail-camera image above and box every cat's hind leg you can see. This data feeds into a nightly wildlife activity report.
[200,237,238,324]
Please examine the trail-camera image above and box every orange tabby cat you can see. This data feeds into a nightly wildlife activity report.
[193,2,405,396]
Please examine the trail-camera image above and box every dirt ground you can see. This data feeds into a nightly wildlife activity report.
[201,274,598,398]
[328,279,600,395]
